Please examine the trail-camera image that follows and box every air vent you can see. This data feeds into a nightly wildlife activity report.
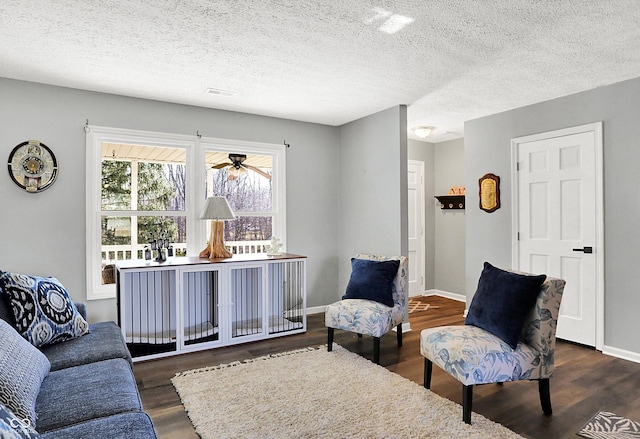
[205,88,236,97]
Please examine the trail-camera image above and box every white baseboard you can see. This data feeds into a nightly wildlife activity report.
[423,289,466,303]
[307,305,326,315]
[392,323,412,333]
[602,345,640,364]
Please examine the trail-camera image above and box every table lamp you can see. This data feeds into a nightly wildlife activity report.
[198,196,235,259]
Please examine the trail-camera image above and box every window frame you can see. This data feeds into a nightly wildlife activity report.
[86,126,196,300]
[86,127,286,300]
[198,136,287,254]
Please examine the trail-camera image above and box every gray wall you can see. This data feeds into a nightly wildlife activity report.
[0,78,342,322]
[336,106,408,295]
[434,138,466,295]
[465,76,640,355]
[408,139,435,290]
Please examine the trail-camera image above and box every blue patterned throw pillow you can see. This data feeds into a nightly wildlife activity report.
[0,271,89,347]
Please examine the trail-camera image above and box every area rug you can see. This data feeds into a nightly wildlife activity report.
[172,344,524,439]
[577,410,640,438]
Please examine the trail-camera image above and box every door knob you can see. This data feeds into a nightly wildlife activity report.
[572,246,593,254]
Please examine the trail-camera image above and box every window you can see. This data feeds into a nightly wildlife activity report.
[200,139,286,256]
[101,144,188,259]
[86,127,286,300]
[205,151,273,253]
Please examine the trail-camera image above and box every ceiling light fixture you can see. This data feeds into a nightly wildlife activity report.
[205,88,236,97]
[363,8,415,34]
[378,14,415,34]
[413,126,435,139]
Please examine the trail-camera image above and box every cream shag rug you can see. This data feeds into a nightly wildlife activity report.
[172,344,524,439]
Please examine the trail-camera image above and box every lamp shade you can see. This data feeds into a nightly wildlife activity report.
[200,197,235,220]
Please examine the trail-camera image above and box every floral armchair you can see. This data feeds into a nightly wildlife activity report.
[325,254,408,364]
[420,273,566,424]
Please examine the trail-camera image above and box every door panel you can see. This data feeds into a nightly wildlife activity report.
[560,256,583,319]
[516,129,598,346]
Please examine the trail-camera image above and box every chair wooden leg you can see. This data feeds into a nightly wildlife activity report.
[373,337,380,364]
[424,358,432,389]
[327,328,334,351]
[539,378,552,415]
[462,385,473,424]
[397,323,403,347]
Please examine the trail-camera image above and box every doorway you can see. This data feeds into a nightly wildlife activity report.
[408,160,426,297]
[511,122,604,349]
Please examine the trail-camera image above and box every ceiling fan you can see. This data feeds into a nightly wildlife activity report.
[212,153,272,180]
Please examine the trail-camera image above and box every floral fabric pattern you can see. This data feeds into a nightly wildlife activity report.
[420,276,565,386]
[325,254,407,338]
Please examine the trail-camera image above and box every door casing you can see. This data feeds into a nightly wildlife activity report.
[408,160,426,297]
[511,122,604,350]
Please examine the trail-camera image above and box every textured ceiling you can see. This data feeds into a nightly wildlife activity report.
[1,1,639,142]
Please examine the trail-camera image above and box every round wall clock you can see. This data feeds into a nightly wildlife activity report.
[7,140,58,193]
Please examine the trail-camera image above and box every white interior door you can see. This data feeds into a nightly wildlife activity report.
[408,160,425,296]
[512,123,603,348]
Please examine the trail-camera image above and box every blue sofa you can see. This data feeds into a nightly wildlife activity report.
[0,299,157,438]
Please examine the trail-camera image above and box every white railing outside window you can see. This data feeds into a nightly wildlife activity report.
[101,240,270,265]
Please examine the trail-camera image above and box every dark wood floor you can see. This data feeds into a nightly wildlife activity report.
[134,296,640,438]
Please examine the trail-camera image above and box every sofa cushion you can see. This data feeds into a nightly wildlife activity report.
[40,321,132,371]
[342,258,399,307]
[0,320,50,427]
[0,271,89,347]
[35,358,142,433]
[0,402,39,438]
[40,412,157,439]
[465,262,546,349]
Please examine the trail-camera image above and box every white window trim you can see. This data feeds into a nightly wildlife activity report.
[86,127,286,301]
[85,126,196,300]
[198,136,287,252]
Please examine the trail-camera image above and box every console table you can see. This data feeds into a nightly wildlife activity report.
[116,253,306,361]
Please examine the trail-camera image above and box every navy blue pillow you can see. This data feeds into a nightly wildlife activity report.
[465,262,546,349]
[342,258,399,307]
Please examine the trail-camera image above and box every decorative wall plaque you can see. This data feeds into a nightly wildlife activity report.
[479,173,500,213]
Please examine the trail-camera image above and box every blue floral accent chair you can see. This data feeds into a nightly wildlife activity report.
[420,275,566,424]
[325,254,408,364]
